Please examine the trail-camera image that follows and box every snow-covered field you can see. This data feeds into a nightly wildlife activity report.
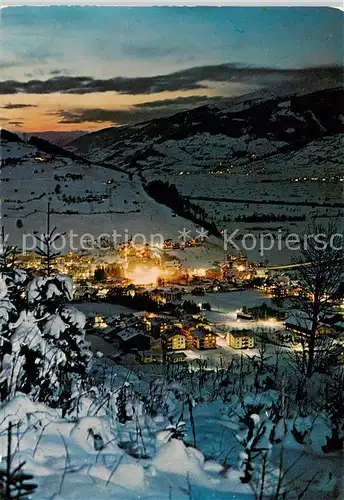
[185,290,272,316]
[1,138,198,250]
[158,173,343,264]
[142,135,344,264]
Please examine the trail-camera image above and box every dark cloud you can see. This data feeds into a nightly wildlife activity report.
[0,74,202,95]
[24,68,45,79]
[55,94,227,125]
[134,95,224,108]
[56,107,172,125]
[50,69,69,76]
[2,103,37,109]
[1,64,342,96]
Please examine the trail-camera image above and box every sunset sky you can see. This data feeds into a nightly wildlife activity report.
[1,6,343,133]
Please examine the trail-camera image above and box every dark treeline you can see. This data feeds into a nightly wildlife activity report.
[234,213,306,223]
[106,287,174,313]
[190,195,344,209]
[144,180,220,236]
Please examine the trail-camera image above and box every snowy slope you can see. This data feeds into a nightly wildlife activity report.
[1,132,202,249]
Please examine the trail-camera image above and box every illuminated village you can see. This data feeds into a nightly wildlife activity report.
[15,238,344,371]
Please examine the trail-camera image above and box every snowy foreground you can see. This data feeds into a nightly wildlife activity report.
[0,391,254,500]
[0,367,342,500]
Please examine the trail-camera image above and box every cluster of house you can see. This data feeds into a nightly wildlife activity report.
[163,238,199,250]
[88,311,256,365]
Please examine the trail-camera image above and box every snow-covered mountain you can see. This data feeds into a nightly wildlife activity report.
[67,87,344,173]
[66,87,344,265]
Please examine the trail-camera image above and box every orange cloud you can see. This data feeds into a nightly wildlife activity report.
[2,87,223,131]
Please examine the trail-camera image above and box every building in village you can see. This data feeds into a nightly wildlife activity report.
[164,259,181,268]
[167,351,187,363]
[162,326,186,350]
[190,327,217,350]
[272,284,298,298]
[136,349,187,365]
[111,327,151,352]
[228,330,255,349]
[182,317,204,347]
[181,317,215,348]
[320,313,344,334]
[255,267,269,279]
[145,316,172,338]
[136,350,163,364]
[285,317,332,336]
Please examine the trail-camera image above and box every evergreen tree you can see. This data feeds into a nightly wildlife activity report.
[35,202,63,277]
[0,227,19,274]
[0,271,91,415]
[0,422,37,500]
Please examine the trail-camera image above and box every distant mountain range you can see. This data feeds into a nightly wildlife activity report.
[28,131,86,147]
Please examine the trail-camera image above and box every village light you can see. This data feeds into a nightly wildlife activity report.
[126,265,161,286]
[193,268,206,277]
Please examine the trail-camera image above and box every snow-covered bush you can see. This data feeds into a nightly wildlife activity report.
[109,383,159,458]
[108,382,185,460]
[0,271,91,415]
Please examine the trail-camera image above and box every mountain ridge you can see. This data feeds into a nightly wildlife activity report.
[66,87,344,172]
